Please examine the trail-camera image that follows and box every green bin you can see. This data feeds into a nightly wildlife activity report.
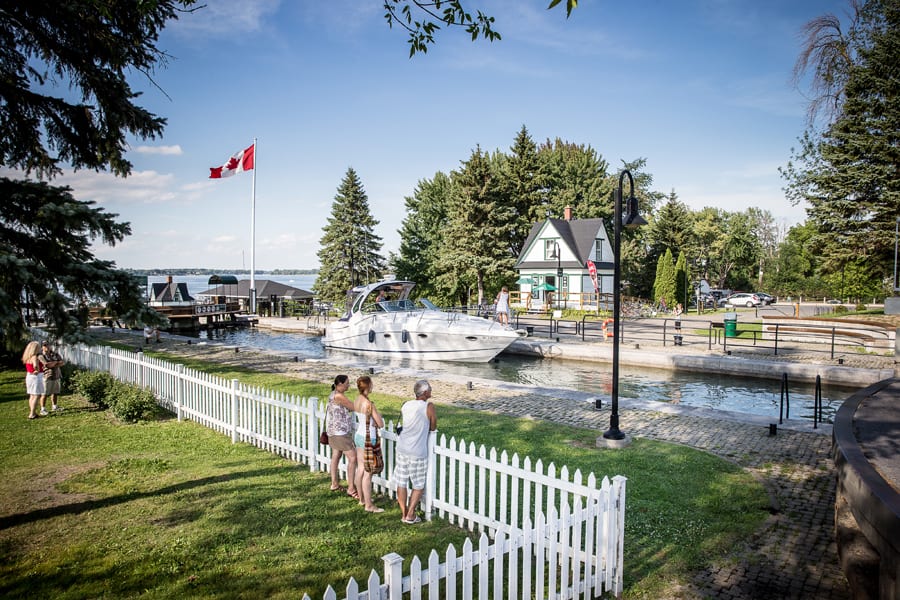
[723,312,738,338]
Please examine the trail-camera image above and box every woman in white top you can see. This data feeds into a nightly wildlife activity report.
[353,375,384,513]
[326,374,358,498]
[495,286,510,325]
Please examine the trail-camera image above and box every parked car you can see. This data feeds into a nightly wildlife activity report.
[755,292,775,305]
[718,293,762,308]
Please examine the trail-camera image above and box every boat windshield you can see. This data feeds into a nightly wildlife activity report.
[419,299,441,311]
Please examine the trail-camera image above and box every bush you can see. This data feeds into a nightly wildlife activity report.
[856,303,867,312]
[107,382,163,423]
[70,369,115,408]
[833,304,848,314]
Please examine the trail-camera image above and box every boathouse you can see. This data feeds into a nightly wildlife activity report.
[148,275,246,331]
[196,279,314,317]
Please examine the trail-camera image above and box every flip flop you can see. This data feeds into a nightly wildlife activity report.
[346,488,359,499]
[330,485,345,492]
[402,516,422,524]
[365,507,385,513]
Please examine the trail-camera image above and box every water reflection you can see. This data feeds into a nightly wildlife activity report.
[195,326,850,423]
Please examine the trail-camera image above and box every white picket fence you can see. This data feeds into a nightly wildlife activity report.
[61,343,627,599]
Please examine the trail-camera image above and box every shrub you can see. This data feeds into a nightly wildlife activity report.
[855,303,867,312]
[106,380,163,423]
[833,304,848,314]
[70,369,115,408]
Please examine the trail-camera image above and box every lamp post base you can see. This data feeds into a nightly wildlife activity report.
[596,432,632,449]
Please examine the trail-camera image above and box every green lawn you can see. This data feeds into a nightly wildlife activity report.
[0,356,768,599]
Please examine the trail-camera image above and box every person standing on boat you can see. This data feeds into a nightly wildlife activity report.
[495,286,510,325]
[353,375,384,513]
[394,379,437,524]
[327,374,359,499]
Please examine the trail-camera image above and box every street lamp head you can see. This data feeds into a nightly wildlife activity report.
[623,193,647,229]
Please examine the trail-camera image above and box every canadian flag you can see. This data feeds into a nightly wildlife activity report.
[209,143,255,178]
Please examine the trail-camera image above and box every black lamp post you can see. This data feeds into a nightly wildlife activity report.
[602,170,647,439]
[552,241,562,311]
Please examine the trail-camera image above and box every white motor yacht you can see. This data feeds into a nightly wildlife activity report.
[322,280,525,362]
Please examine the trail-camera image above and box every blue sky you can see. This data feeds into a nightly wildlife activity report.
[45,0,849,270]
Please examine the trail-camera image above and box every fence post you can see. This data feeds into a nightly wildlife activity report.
[830,327,836,359]
[425,430,437,521]
[310,397,321,473]
[137,351,145,389]
[176,364,184,422]
[382,552,404,600]
[230,378,239,444]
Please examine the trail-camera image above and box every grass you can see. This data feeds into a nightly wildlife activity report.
[0,352,769,599]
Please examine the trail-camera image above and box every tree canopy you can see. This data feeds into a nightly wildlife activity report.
[384,0,577,56]
[313,168,385,307]
[0,1,195,352]
[782,0,898,296]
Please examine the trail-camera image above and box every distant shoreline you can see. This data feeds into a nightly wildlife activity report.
[125,268,319,276]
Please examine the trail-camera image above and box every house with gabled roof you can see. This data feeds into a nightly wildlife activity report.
[148,276,194,307]
[514,206,614,310]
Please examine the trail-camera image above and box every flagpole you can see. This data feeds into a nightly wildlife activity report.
[250,137,257,314]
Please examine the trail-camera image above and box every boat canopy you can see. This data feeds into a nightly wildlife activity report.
[208,275,239,285]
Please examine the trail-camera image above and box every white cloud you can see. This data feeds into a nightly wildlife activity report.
[57,170,179,205]
[169,0,281,36]
[134,144,183,155]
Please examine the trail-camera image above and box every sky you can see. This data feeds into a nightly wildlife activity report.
[26,0,853,270]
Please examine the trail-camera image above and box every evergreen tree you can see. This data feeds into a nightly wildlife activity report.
[500,126,545,258]
[652,249,677,308]
[536,139,612,221]
[313,168,385,307]
[674,251,689,309]
[0,1,194,352]
[437,147,514,305]
[393,173,453,303]
[644,191,695,290]
[783,0,899,287]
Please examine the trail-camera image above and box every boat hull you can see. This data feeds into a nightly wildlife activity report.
[323,311,523,362]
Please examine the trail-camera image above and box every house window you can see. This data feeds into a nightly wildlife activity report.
[594,238,604,262]
[544,239,559,260]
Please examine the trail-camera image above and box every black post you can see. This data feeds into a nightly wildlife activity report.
[604,172,628,439]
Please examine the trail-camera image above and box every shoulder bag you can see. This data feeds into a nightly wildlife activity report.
[319,401,329,445]
[363,405,384,475]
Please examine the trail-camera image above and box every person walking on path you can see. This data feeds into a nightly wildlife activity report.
[353,375,384,513]
[494,286,510,325]
[40,341,65,412]
[22,341,46,419]
[394,379,437,524]
[326,374,359,499]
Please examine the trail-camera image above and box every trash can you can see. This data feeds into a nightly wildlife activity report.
[723,312,738,338]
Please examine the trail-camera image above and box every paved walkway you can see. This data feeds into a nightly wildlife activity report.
[92,326,899,598]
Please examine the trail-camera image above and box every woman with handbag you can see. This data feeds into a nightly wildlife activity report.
[353,375,384,513]
[326,374,359,499]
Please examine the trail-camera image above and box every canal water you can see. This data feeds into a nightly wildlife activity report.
[157,274,853,423]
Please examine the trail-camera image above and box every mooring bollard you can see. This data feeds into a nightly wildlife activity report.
[769,423,777,436]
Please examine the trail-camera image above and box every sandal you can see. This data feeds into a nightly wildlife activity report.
[365,507,385,513]
[346,488,359,499]
[330,485,345,492]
